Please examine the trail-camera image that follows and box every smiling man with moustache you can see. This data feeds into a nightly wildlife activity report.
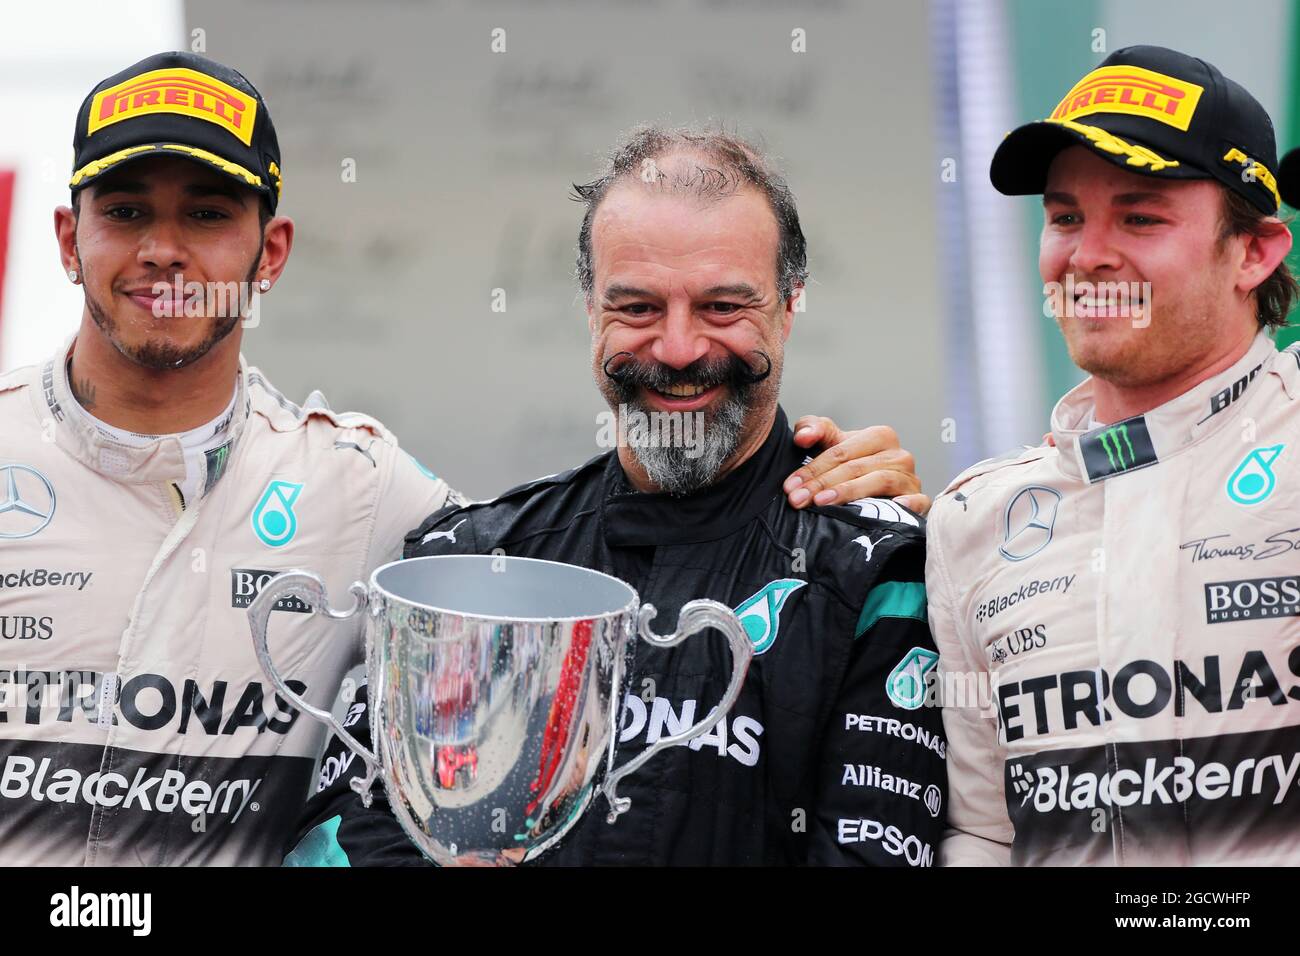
[289,127,946,867]
[0,55,932,867]
[927,46,1300,866]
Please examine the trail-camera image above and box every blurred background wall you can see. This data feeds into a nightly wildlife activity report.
[2,0,1297,497]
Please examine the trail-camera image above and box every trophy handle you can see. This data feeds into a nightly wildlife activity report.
[247,570,383,807]
[602,599,754,823]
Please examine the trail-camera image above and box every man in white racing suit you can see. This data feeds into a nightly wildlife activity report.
[927,45,1300,865]
[0,52,925,865]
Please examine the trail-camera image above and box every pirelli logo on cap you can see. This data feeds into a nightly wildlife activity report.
[1050,65,1204,132]
[88,67,257,145]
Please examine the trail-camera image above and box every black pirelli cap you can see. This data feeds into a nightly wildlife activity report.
[990,45,1280,216]
[70,51,282,212]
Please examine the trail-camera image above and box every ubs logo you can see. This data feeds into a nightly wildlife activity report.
[987,624,1048,664]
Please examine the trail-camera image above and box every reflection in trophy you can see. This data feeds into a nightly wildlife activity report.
[248,554,752,866]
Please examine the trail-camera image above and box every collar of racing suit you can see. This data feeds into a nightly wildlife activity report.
[601,404,801,546]
[1049,330,1295,483]
[34,335,252,494]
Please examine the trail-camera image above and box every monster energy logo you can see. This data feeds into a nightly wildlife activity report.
[204,442,233,495]
[1097,424,1135,471]
[1081,415,1157,482]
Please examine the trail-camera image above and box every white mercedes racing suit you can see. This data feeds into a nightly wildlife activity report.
[0,340,458,865]
[927,331,1300,865]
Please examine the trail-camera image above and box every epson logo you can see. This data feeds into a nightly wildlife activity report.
[1205,576,1300,624]
[230,569,311,612]
[835,818,934,866]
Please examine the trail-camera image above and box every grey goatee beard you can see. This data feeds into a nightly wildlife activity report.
[628,393,747,496]
[600,349,776,496]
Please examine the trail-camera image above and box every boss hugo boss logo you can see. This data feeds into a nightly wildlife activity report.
[1204,575,1300,623]
[1197,362,1262,425]
[0,464,56,539]
[230,569,311,612]
[999,485,1061,561]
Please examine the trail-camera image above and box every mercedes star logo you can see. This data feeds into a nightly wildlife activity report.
[999,484,1061,562]
[0,464,56,539]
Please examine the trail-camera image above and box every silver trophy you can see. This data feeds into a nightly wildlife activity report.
[248,554,753,865]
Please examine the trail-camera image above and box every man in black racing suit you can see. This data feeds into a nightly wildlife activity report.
[288,410,943,866]
[284,127,946,867]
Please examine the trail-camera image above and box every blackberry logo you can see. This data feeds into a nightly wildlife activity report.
[1009,762,1037,806]
[1021,752,1300,813]
[0,569,92,591]
[0,755,261,819]
[974,575,1074,624]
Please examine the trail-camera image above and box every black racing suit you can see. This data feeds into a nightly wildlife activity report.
[285,408,947,866]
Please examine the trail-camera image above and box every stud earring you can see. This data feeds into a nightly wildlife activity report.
[68,270,78,283]
[258,278,271,292]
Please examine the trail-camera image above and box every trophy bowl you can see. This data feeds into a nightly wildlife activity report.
[248,553,752,866]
